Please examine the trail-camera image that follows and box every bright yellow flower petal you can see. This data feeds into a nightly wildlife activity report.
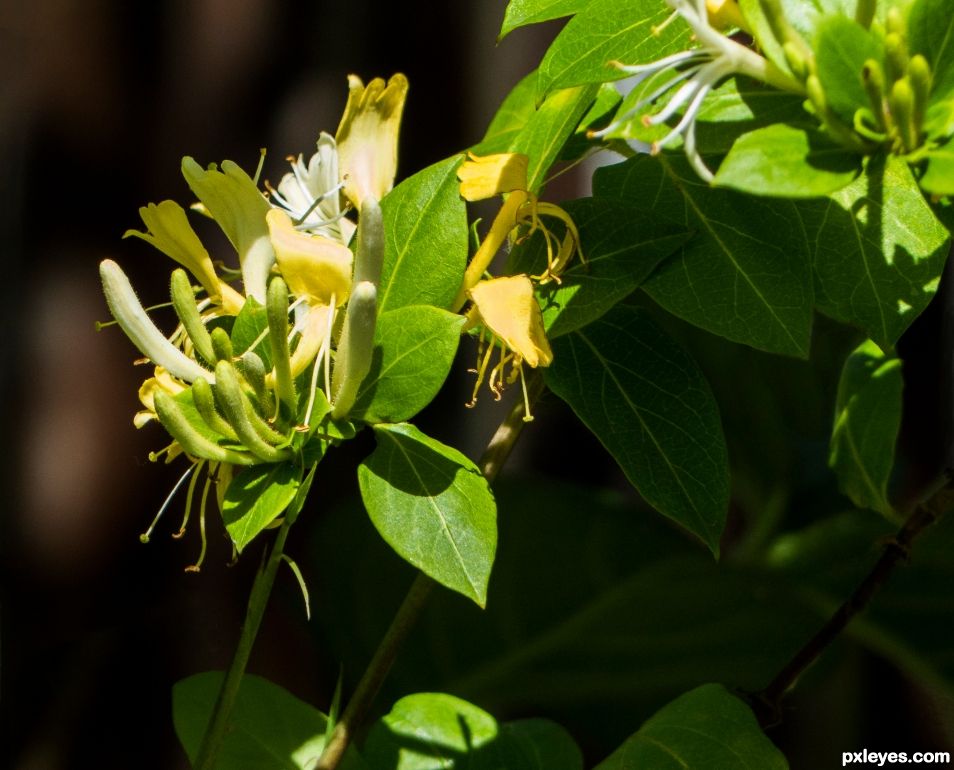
[336,73,408,208]
[266,209,352,307]
[135,367,187,427]
[706,0,748,31]
[467,275,552,368]
[458,152,529,201]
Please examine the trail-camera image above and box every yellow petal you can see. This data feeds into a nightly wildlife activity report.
[458,152,529,201]
[267,209,352,307]
[336,73,409,208]
[124,200,244,314]
[136,367,187,426]
[468,275,553,368]
[706,0,748,31]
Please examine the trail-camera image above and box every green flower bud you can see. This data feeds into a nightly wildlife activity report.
[266,276,297,417]
[855,0,876,29]
[909,54,932,130]
[351,196,384,288]
[331,281,378,420]
[862,59,887,129]
[170,268,215,365]
[192,377,239,441]
[885,33,909,85]
[210,327,233,362]
[214,360,291,463]
[889,77,918,152]
[154,390,255,465]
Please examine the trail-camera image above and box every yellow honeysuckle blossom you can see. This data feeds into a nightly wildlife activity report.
[135,367,188,428]
[464,275,552,421]
[265,209,353,381]
[336,73,408,210]
[453,152,582,312]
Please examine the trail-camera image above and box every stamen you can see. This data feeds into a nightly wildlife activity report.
[519,365,534,422]
[252,147,267,185]
[467,334,497,408]
[173,459,205,538]
[184,472,212,573]
[140,462,196,543]
[652,8,679,35]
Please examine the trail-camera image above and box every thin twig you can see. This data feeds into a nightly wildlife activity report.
[753,468,954,725]
[314,372,546,770]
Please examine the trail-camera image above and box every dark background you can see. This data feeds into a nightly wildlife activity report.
[2,2,954,769]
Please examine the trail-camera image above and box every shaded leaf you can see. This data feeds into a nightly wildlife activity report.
[594,684,788,770]
[545,305,729,553]
[908,0,954,107]
[230,296,271,370]
[921,140,954,196]
[595,154,814,357]
[358,423,497,605]
[221,462,301,552]
[814,15,883,125]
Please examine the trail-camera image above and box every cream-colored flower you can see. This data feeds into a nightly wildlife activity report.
[335,73,408,209]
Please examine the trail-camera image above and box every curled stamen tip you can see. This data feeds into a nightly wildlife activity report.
[608,59,625,70]
[295,424,310,433]
[184,565,201,573]
[465,400,477,409]
[171,530,186,540]
[641,115,653,127]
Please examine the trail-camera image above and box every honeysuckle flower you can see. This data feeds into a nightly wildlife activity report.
[453,152,581,311]
[593,0,802,182]
[267,133,356,245]
[135,367,187,428]
[124,200,245,315]
[266,209,352,382]
[181,157,275,304]
[335,73,408,209]
[463,275,552,421]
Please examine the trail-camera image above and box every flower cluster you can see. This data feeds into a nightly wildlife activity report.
[100,74,407,567]
[454,152,582,420]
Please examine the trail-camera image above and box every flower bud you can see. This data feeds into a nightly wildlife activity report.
[214,360,291,463]
[331,281,378,420]
[192,376,239,440]
[170,268,215,365]
[154,390,255,465]
[266,276,297,417]
[210,327,233,362]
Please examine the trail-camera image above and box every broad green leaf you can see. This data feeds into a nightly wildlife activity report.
[173,672,364,770]
[221,462,301,552]
[536,0,692,99]
[814,15,884,125]
[829,340,902,516]
[500,0,591,40]
[545,305,729,553]
[230,296,271,370]
[363,693,582,770]
[508,197,692,336]
[378,156,468,313]
[509,84,599,193]
[474,71,539,154]
[558,82,623,161]
[715,124,861,198]
[594,684,788,770]
[920,141,954,195]
[358,423,497,605]
[797,153,951,349]
[594,154,814,357]
[908,0,954,106]
[350,305,465,424]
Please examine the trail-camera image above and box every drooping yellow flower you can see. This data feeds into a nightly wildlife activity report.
[336,73,408,209]
[453,152,582,311]
[464,275,552,421]
[266,209,353,380]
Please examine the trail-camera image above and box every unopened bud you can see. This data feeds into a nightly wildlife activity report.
[170,268,215,365]
[214,360,291,463]
[192,376,238,441]
[154,390,255,465]
[909,54,932,130]
[885,33,909,84]
[889,77,917,152]
[266,276,297,417]
[331,281,378,420]
[210,327,233,362]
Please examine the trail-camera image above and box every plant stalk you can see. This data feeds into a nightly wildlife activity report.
[754,468,954,725]
[193,508,299,769]
[315,372,545,769]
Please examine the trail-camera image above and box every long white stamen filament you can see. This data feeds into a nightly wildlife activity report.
[140,462,196,543]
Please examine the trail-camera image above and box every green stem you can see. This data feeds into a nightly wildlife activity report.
[314,372,545,770]
[194,504,299,769]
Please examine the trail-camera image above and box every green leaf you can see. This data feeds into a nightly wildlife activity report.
[920,140,954,195]
[545,305,729,553]
[829,340,902,517]
[358,424,497,605]
[536,0,692,99]
[737,0,823,77]
[499,0,591,40]
[594,155,814,357]
[594,684,788,770]
[173,672,364,770]
[715,124,861,198]
[230,296,271,370]
[908,0,954,107]
[221,462,302,552]
[350,306,465,424]
[474,71,539,154]
[510,84,599,192]
[797,153,951,349]
[508,197,692,336]
[814,15,884,125]
[364,693,582,770]
[378,156,468,313]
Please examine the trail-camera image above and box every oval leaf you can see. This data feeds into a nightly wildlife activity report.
[594,684,788,769]
[829,339,903,517]
[351,306,465,424]
[500,0,590,40]
[715,124,860,198]
[358,423,497,605]
[545,305,729,554]
[378,156,468,313]
[222,462,301,552]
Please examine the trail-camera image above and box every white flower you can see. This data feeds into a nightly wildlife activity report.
[594,0,801,181]
[267,133,356,244]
